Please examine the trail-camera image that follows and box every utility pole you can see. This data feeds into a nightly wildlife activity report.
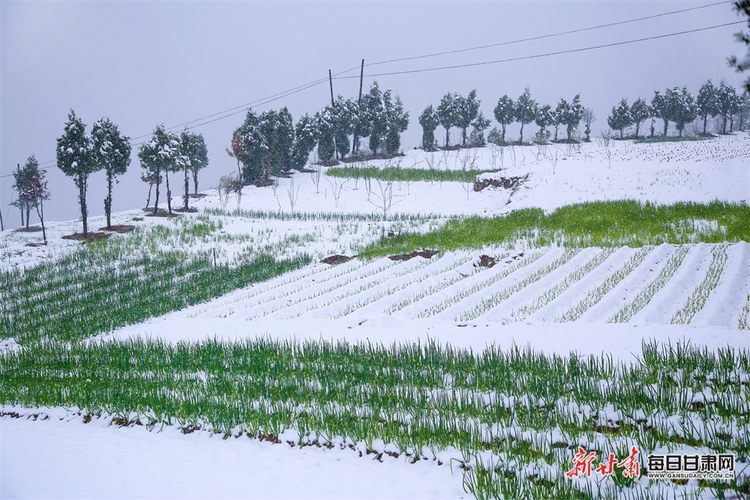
[328,69,338,161]
[353,59,365,155]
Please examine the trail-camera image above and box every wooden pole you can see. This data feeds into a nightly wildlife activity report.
[353,59,365,155]
[329,69,338,160]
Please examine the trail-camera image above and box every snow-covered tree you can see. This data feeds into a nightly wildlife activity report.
[671,87,698,137]
[56,109,99,236]
[383,90,409,155]
[736,93,750,131]
[150,124,185,214]
[651,91,670,136]
[315,108,336,163]
[534,104,554,144]
[515,88,538,144]
[180,130,208,210]
[26,168,50,244]
[363,82,386,154]
[91,117,131,229]
[437,92,457,147]
[469,111,491,147]
[607,99,633,138]
[717,83,738,134]
[563,94,585,142]
[729,1,750,93]
[233,110,265,183]
[292,113,318,170]
[582,108,596,142]
[629,98,651,138]
[697,80,719,135]
[11,156,40,229]
[333,96,355,160]
[454,89,480,147]
[493,95,515,144]
[276,107,295,170]
[419,105,439,151]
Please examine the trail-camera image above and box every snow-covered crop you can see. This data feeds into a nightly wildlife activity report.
[671,245,728,325]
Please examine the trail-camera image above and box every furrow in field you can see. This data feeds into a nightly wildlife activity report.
[689,242,750,328]
[632,244,714,325]
[329,252,478,320]
[451,249,580,322]
[576,244,670,322]
[492,247,616,324]
[187,259,368,318]
[262,258,431,320]
[608,245,691,323]
[396,248,554,320]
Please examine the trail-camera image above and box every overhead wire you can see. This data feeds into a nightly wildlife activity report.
[1,2,736,178]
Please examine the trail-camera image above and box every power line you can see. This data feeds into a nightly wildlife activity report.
[336,21,744,80]
[367,1,731,68]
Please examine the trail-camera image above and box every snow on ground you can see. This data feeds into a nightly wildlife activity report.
[2,135,750,499]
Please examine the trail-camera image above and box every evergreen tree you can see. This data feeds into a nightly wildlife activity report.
[493,95,515,144]
[383,90,409,155]
[363,82,385,154]
[553,98,570,142]
[534,104,554,144]
[91,117,131,229]
[437,92,457,147]
[469,111,491,147]
[180,130,208,210]
[672,87,698,137]
[11,157,38,229]
[419,105,439,151]
[454,89,480,147]
[332,96,354,160]
[607,99,633,138]
[26,168,50,244]
[564,94,585,142]
[697,80,719,135]
[233,110,264,183]
[736,93,750,131]
[515,88,538,144]
[277,107,296,170]
[292,113,319,170]
[138,140,162,215]
[651,91,670,136]
[151,124,184,215]
[315,108,336,162]
[56,110,99,236]
[716,83,739,133]
[629,98,651,138]
[729,1,750,93]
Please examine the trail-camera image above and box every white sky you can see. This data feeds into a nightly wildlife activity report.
[1,0,746,226]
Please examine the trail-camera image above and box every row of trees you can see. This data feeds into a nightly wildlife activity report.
[607,81,750,138]
[418,88,589,150]
[16,111,210,239]
[230,82,409,186]
[138,125,209,216]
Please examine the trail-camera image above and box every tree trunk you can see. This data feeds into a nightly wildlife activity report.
[36,199,46,245]
[183,167,190,210]
[519,123,525,144]
[146,183,152,208]
[105,170,113,230]
[79,177,88,236]
[153,174,160,216]
[501,124,506,144]
[703,115,708,135]
[193,170,199,195]
[165,169,172,215]
[634,122,641,138]
[25,205,30,230]
[20,202,24,228]
[444,127,450,147]
[461,127,467,147]
[662,119,669,137]
[0,209,4,232]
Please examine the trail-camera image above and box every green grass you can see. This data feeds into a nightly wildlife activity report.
[358,200,750,258]
[1,338,747,499]
[633,135,712,144]
[326,165,500,183]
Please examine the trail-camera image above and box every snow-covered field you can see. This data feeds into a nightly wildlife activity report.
[2,135,749,499]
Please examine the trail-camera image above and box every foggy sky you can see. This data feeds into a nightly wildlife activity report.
[1,1,746,226]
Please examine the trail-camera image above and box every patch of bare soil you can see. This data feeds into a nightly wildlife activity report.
[142,208,180,217]
[473,174,529,192]
[321,255,354,265]
[189,193,207,199]
[62,232,110,243]
[475,255,497,268]
[100,225,135,233]
[13,226,43,233]
[388,249,438,261]
[172,207,199,213]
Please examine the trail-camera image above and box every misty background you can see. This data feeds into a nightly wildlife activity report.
[1,1,746,227]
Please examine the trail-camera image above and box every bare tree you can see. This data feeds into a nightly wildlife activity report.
[582,108,596,142]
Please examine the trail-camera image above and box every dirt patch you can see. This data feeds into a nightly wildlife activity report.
[321,255,354,265]
[142,208,180,217]
[475,254,497,268]
[25,242,46,247]
[100,225,135,233]
[473,174,529,192]
[172,207,199,213]
[13,226,43,233]
[62,232,110,243]
[189,193,207,199]
[388,249,438,261]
